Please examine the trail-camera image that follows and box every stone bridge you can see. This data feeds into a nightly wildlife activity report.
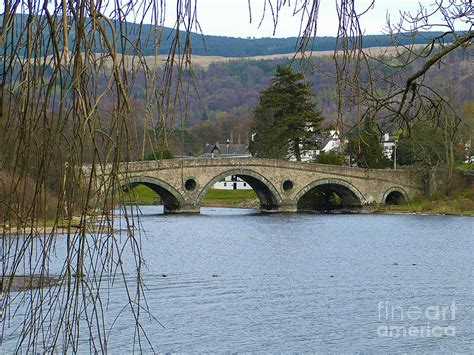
[86,158,426,213]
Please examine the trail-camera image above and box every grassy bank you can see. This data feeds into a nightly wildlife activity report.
[376,187,474,216]
[201,189,259,208]
[123,185,162,204]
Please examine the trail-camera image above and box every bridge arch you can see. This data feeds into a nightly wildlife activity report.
[295,178,365,211]
[382,187,408,205]
[198,169,282,211]
[121,176,185,213]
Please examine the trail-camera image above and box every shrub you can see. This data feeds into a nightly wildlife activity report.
[143,148,174,161]
[0,170,59,222]
[315,151,345,165]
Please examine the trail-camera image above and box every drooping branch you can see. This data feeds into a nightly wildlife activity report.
[396,31,474,119]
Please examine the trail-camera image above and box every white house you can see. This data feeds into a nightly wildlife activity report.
[380,132,398,160]
[289,130,345,162]
[321,130,344,154]
[200,140,253,190]
[213,175,253,190]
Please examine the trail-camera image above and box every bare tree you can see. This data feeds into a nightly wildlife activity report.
[260,0,472,172]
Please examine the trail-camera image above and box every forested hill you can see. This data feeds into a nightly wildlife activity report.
[4,14,455,57]
[146,29,449,57]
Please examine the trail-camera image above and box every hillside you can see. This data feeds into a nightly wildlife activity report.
[89,44,431,70]
[3,13,472,160]
[141,48,472,156]
[3,14,456,57]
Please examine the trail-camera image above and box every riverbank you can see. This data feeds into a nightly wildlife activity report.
[2,217,81,236]
[1,216,121,237]
[1,275,59,292]
[374,187,474,216]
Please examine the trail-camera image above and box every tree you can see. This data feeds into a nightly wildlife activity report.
[346,122,391,169]
[462,102,474,159]
[315,151,345,166]
[144,148,174,160]
[396,122,464,168]
[256,2,471,177]
[249,66,323,161]
[201,110,209,121]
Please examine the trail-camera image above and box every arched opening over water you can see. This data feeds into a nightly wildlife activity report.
[296,179,363,212]
[121,176,184,213]
[199,170,281,211]
[384,188,407,205]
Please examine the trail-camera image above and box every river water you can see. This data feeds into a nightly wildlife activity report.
[3,207,474,352]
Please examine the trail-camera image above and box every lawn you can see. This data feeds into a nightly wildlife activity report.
[202,188,258,205]
[123,185,258,207]
[122,185,161,203]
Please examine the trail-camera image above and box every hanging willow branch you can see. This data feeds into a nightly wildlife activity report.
[1,0,197,352]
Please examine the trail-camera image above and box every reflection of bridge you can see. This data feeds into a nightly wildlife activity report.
[86,158,426,213]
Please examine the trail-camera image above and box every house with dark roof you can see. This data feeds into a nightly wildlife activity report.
[200,139,253,190]
[201,140,252,158]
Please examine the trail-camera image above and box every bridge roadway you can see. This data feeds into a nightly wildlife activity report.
[85,158,426,213]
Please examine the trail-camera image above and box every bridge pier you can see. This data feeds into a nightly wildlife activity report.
[276,202,298,213]
[166,203,200,214]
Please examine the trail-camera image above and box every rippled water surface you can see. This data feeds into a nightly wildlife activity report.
[4,207,474,352]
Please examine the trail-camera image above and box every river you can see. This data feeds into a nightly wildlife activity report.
[2,207,474,352]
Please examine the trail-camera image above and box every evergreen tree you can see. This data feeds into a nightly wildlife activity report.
[315,151,345,165]
[346,121,391,169]
[249,66,323,161]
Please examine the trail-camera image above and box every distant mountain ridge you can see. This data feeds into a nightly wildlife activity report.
[2,13,456,58]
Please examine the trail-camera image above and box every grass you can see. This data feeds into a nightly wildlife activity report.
[123,185,259,207]
[457,163,474,175]
[202,188,258,207]
[122,185,161,204]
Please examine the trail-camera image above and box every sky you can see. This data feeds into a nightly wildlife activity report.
[162,0,456,38]
[2,0,469,38]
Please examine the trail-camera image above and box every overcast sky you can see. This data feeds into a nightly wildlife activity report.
[163,0,464,38]
[2,0,469,38]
